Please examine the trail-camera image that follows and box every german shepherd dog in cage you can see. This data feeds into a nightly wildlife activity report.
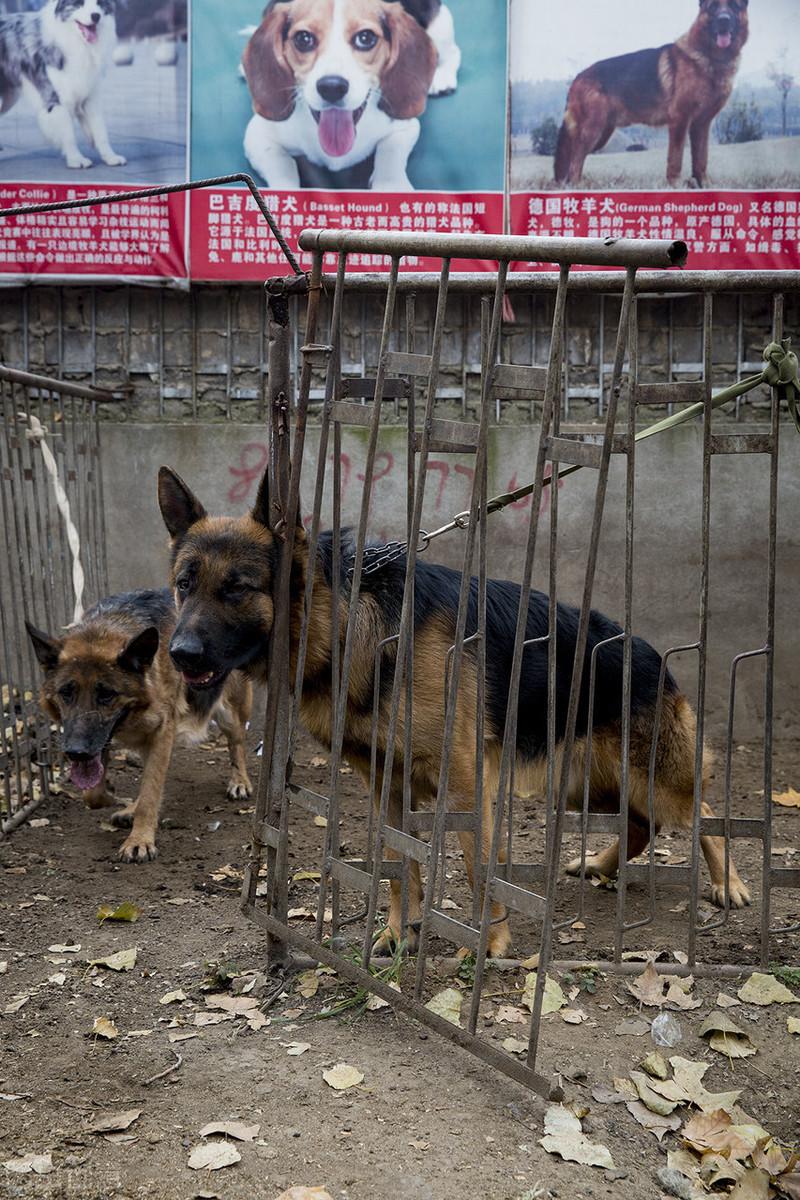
[554,0,748,188]
[26,589,253,862]
[157,466,751,956]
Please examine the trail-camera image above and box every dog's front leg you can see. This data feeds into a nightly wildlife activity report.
[80,95,126,167]
[216,678,254,803]
[688,117,712,188]
[370,119,420,191]
[428,4,461,96]
[244,116,301,188]
[114,719,175,863]
[666,117,690,187]
[37,105,90,169]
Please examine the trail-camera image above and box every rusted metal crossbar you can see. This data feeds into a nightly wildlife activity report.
[0,366,109,833]
[242,229,796,1098]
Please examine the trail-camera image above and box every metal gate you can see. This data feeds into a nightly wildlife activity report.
[0,366,109,833]
[243,230,798,1097]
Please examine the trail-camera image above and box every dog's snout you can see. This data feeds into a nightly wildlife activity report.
[317,75,349,104]
[90,10,101,22]
[169,630,206,669]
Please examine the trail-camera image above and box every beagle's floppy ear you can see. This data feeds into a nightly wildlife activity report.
[242,2,296,122]
[379,1,438,120]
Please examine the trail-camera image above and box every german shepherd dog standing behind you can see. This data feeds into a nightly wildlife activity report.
[157,466,750,956]
[554,0,748,188]
[26,589,253,862]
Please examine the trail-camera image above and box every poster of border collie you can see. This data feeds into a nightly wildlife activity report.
[510,0,799,192]
[0,0,187,184]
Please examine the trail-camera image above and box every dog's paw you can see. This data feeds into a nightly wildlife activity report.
[103,153,127,167]
[118,830,157,863]
[710,878,751,909]
[66,154,92,169]
[373,923,417,956]
[565,852,608,878]
[109,803,137,829]
[429,70,458,97]
[226,778,253,803]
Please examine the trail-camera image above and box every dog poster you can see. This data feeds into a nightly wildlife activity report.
[509,0,800,270]
[188,0,508,280]
[0,0,189,280]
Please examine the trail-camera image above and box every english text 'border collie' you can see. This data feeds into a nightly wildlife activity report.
[0,0,125,170]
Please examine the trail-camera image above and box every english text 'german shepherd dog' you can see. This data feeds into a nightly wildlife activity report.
[554,0,748,188]
[26,589,253,862]
[157,466,750,956]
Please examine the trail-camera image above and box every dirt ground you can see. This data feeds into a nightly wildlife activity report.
[1,722,799,1200]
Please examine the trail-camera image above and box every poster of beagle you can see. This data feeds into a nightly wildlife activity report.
[240,0,462,190]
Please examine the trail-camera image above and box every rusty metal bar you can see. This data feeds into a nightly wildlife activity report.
[301,229,687,268]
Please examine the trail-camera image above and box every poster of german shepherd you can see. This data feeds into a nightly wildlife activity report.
[157,465,750,957]
[510,0,798,192]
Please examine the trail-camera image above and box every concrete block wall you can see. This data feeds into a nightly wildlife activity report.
[0,284,795,425]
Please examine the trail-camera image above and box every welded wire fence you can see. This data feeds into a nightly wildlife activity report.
[0,367,109,832]
[244,229,798,1097]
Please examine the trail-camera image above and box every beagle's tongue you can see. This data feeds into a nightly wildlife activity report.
[318,108,356,157]
[70,754,104,792]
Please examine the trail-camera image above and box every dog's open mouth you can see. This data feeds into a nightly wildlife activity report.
[69,754,104,791]
[76,20,99,44]
[715,30,733,49]
[181,668,223,689]
[312,100,367,158]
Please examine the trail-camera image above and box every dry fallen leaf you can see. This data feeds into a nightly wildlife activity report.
[699,1011,757,1058]
[502,1037,529,1055]
[625,1100,682,1141]
[159,989,187,1005]
[561,1008,587,1025]
[48,944,80,954]
[97,901,141,924]
[89,1109,142,1134]
[283,1042,311,1056]
[716,992,741,1009]
[682,1109,755,1160]
[92,1016,118,1040]
[296,970,320,999]
[522,973,566,1016]
[322,1063,364,1091]
[539,1104,615,1170]
[641,1051,669,1080]
[198,1122,259,1142]
[727,1168,771,1200]
[668,1056,741,1114]
[3,994,30,1014]
[205,994,258,1015]
[495,1005,527,1025]
[87,948,137,972]
[788,1017,800,1035]
[629,1071,680,1116]
[2,1152,54,1174]
[187,1142,241,1171]
[737,972,799,1006]
[772,787,800,807]
[425,987,462,1027]
[274,1189,334,1200]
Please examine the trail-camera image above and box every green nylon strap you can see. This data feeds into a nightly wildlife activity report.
[485,337,800,513]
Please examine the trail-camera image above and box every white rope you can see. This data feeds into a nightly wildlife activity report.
[21,412,85,624]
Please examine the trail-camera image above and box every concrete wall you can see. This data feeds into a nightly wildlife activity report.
[100,420,800,737]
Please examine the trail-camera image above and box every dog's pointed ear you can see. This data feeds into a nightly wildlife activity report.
[118,627,159,675]
[242,4,296,121]
[158,466,207,540]
[25,620,62,672]
[379,4,438,119]
[251,466,271,528]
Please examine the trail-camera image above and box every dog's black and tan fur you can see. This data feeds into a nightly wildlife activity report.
[158,465,750,956]
[26,589,253,862]
[554,0,749,188]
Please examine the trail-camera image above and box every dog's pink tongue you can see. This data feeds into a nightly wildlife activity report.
[716,31,732,48]
[79,22,99,44]
[70,755,104,791]
[318,108,356,157]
